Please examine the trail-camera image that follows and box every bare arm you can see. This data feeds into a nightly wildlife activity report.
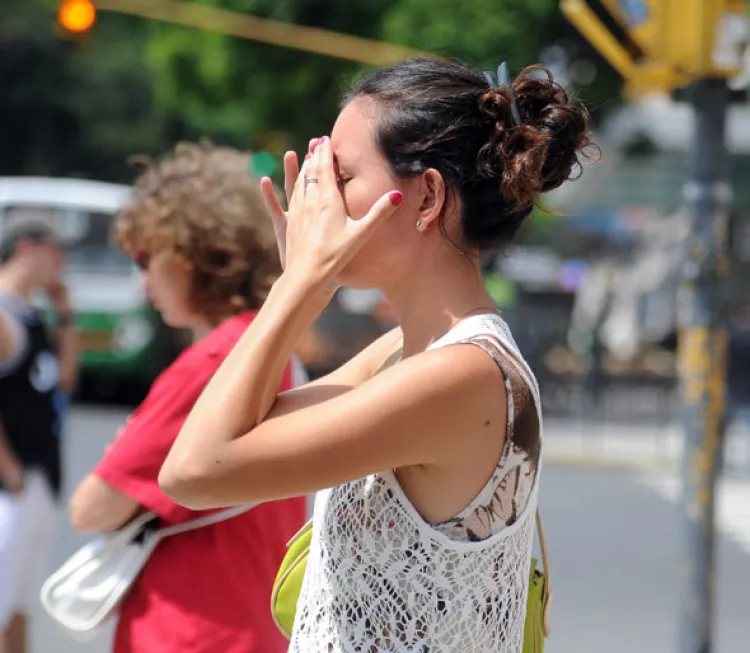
[160,277,505,509]
[159,275,334,497]
[55,321,79,393]
[68,474,140,533]
[49,282,79,393]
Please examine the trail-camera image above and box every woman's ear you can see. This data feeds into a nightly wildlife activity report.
[416,168,446,232]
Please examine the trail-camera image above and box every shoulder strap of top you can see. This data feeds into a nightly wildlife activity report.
[446,314,542,429]
[469,335,541,428]
[156,504,256,539]
[375,316,542,430]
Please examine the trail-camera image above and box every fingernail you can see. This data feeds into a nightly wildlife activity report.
[319,136,328,144]
[389,191,403,206]
[305,153,312,160]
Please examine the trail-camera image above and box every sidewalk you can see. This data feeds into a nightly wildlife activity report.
[543,415,750,474]
[639,473,750,557]
[541,466,749,653]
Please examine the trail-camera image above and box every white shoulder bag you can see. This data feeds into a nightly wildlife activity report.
[40,504,253,641]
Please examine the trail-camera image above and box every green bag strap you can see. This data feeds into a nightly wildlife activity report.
[536,509,551,636]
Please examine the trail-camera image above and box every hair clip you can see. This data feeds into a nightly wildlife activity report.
[484,61,521,127]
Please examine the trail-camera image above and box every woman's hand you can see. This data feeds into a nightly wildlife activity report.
[259,138,319,270]
[283,136,402,291]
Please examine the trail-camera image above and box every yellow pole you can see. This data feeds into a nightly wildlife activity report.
[676,76,731,653]
[94,0,430,66]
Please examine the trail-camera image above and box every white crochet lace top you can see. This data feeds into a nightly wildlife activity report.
[289,313,543,653]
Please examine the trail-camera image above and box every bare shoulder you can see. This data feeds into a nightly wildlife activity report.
[203,338,510,505]
[374,340,508,408]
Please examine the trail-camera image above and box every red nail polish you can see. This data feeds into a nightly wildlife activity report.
[389,191,403,206]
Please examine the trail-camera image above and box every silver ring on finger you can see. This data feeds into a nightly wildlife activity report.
[304,177,319,187]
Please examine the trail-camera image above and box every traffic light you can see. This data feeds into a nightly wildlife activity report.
[58,0,96,35]
[562,0,748,96]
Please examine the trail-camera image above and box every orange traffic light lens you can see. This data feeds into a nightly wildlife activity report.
[59,0,96,33]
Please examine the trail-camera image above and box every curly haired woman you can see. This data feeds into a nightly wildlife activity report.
[68,142,307,653]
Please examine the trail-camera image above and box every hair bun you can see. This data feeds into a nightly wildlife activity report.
[478,66,596,212]
[347,57,597,251]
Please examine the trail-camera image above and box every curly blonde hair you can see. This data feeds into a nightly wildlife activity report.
[116,141,280,323]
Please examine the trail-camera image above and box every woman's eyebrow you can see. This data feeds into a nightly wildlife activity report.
[333,155,350,177]
[333,148,360,172]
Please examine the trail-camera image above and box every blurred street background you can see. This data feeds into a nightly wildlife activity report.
[3,0,750,652]
[32,408,750,653]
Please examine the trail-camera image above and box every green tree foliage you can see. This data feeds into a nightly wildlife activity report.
[0,0,177,181]
[381,0,559,68]
[0,0,620,183]
[142,0,393,156]
[142,0,567,158]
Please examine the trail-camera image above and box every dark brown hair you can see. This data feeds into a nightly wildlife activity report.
[116,141,280,323]
[345,58,596,250]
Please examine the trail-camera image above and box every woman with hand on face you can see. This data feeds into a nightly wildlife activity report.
[161,61,594,652]
[68,142,307,653]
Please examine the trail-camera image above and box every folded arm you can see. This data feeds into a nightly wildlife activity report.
[160,276,505,510]
[69,475,140,533]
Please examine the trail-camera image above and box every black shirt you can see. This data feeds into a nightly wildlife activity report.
[0,293,63,497]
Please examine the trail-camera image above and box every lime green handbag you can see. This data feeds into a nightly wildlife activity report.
[270,510,551,652]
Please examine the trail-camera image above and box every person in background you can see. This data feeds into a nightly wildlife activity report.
[68,142,307,653]
[0,222,78,653]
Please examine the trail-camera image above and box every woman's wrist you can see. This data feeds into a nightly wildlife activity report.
[272,269,336,315]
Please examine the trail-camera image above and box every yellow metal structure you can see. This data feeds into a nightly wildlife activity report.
[562,0,747,96]
[561,0,638,79]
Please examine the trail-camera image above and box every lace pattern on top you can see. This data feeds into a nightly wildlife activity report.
[288,312,543,653]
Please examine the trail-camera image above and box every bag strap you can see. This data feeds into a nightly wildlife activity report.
[156,504,257,540]
[535,509,552,636]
